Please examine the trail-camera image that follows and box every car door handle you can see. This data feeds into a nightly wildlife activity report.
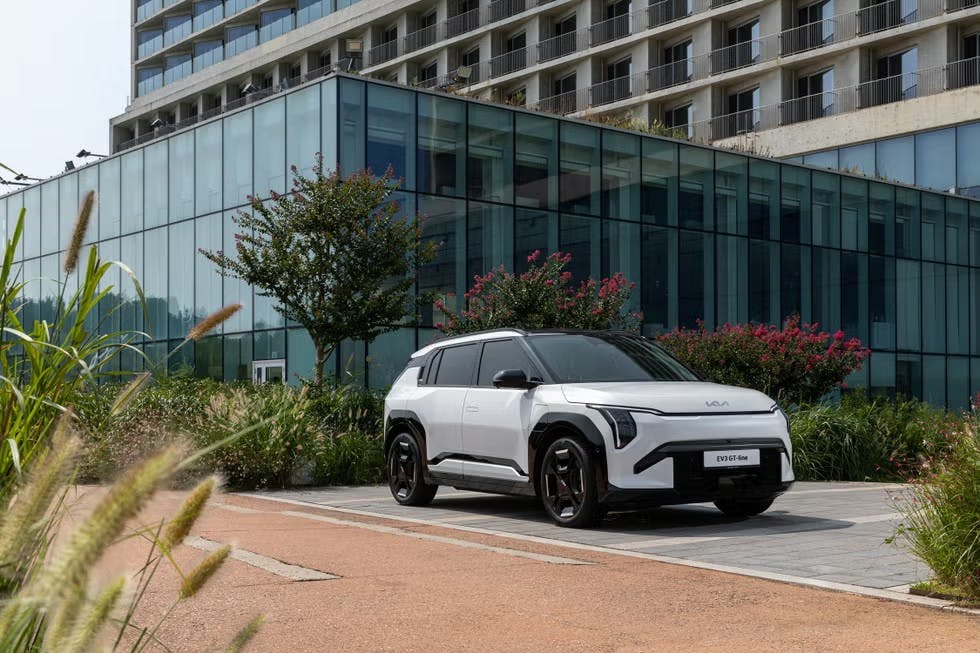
[465,405,479,412]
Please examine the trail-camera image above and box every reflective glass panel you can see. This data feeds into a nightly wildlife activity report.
[195,213,222,325]
[223,109,252,208]
[869,183,894,255]
[841,252,868,343]
[714,152,746,235]
[467,202,513,281]
[514,209,557,273]
[715,235,748,325]
[22,187,39,259]
[144,141,169,228]
[100,157,121,239]
[922,356,945,406]
[321,79,338,172]
[418,95,465,196]
[559,123,600,216]
[894,188,919,260]
[781,166,810,244]
[515,113,557,209]
[641,139,676,226]
[870,255,895,349]
[915,128,955,192]
[368,329,415,389]
[678,231,713,328]
[922,262,945,353]
[286,85,320,178]
[896,259,920,350]
[947,357,969,411]
[841,177,868,251]
[169,220,194,338]
[559,214,600,282]
[811,171,840,247]
[602,220,641,314]
[77,165,99,244]
[678,146,712,230]
[467,104,513,204]
[418,195,465,324]
[839,142,875,177]
[749,240,779,325]
[254,98,286,196]
[948,266,969,355]
[222,210,253,333]
[602,131,640,220]
[144,226,168,340]
[876,136,914,185]
[919,193,944,262]
[946,198,969,265]
[812,247,840,331]
[121,150,144,234]
[748,160,779,240]
[169,131,194,221]
[339,78,365,176]
[195,122,222,214]
[957,122,980,195]
[367,85,415,186]
[40,182,59,256]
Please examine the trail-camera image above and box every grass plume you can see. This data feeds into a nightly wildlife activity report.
[226,615,265,653]
[64,190,96,275]
[188,303,242,341]
[162,476,217,551]
[180,544,231,598]
[63,577,126,653]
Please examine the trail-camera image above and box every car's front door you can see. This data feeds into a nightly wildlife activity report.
[415,343,480,479]
[460,339,540,482]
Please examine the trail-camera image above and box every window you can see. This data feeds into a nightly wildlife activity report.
[718,19,760,71]
[794,68,835,121]
[260,8,294,42]
[169,132,194,223]
[434,344,480,385]
[793,0,835,53]
[659,40,692,88]
[164,54,192,85]
[367,85,415,186]
[477,340,535,386]
[137,28,163,59]
[226,25,258,58]
[602,131,640,220]
[664,104,692,137]
[915,128,955,192]
[418,95,465,196]
[193,0,223,30]
[526,334,698,383]
[869,48,918,106]
[876,136,914,186]
[163,15,192,46]
[468,104,513,203]
[559,123,600,215]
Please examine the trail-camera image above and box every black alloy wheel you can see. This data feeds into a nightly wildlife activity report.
[539,437,600,528]
[387,433,438,506]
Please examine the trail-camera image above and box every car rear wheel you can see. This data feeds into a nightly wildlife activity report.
[387,433,438,506]
[714,497,775,518]
[539,437,601,528]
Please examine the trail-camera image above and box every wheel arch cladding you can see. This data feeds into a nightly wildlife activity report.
[528,412,608,494]
[385,410,427,456]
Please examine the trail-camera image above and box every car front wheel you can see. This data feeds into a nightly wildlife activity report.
[714,497,775,518]
[539,437,601,528]
[387,433,438,506]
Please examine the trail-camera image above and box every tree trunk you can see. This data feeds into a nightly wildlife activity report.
[314,341,327,386]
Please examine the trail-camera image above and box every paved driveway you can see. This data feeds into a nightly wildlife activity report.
[246,481,928,592]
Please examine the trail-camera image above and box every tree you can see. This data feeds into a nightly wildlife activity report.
[201,156,435,384]
[435,251,640,335]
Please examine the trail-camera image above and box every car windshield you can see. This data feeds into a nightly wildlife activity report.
[526,333,700,383]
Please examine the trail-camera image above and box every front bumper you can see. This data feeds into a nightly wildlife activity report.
[603,438,793,507]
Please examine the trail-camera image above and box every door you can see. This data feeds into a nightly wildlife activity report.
[460,339,540,481]
[415,343,481,477]
[252,359,285,384]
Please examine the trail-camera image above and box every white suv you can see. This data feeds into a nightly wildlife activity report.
[384,329,794,527]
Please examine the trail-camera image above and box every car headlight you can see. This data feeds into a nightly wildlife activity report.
[772,403,791,437]
[592,406,637,449]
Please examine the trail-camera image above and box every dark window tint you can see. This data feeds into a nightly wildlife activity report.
[478,340,534,386]
[526,334,699,383]
[434,344,479,386]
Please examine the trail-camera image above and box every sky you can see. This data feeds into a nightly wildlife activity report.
[0,2,129,183]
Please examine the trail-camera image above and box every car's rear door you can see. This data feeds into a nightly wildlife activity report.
[415,343,480,479]
[460,339,540,482]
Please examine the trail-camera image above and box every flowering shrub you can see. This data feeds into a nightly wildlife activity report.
[435,251,640,335]
[657,316,870,406]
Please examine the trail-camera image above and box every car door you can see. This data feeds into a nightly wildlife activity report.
[414,343,480,480]
[460,339,540,482]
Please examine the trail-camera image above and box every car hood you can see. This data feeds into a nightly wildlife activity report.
[560,382,776,414]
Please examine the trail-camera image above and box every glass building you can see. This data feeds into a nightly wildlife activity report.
[4,74,980,407]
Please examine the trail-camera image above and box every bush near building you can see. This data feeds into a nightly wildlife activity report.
[657,316,871,407]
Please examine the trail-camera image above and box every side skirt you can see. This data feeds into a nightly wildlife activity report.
[427,470,537,498]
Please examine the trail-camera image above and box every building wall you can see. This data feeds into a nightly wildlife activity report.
[7,73,980,406]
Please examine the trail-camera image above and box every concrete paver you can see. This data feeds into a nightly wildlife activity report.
[244,481,931,591]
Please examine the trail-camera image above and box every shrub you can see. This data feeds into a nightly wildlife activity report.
[789,395,960,482]
[896,413,980,600]
[304,381,384,436]
[196,384,318,489]
[313,431,385,486]
[658,316,870,407]
[435,250,640,335]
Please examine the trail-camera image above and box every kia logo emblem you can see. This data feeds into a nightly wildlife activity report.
[705,400,730,407]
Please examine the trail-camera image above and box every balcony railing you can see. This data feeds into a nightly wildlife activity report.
[533,89,582,114]
[446,8,480,38]
[685,61,971,142]
[589,75,636,106]
[369,40,399,66]
[647,0,692,28]
[490,48,529,76]
[780,13,857,56]
[404,24,438,53]
[647,58,708,91]
[710,35,779,74]
[537,30,585,62]
[488,0,526,22]
[589,13,632,46]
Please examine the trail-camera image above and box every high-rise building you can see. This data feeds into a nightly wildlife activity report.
[2,2,980,406]
[117,0,980,197]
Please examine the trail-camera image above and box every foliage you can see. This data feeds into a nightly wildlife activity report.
[788,395,959,482]
[0,201,145,502]
[436,251,640,335]
[201,157,436,383]
[313,430,385,486]
[658,316,870,407]
[197,384,318,489]
[896,408,980,600]
[582,112,690,141]
[0,428,263,651]
[304,380,384,436]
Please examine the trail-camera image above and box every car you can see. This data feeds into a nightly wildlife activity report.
[383,329,794,528]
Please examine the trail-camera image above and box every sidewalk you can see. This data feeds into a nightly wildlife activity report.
[91,488,979,652]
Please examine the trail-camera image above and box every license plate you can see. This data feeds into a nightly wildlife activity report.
[703,449,760,468]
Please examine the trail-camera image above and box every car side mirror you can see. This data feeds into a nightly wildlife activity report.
[492,369,537,389]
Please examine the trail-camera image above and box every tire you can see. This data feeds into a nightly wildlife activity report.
[714,497,775,518]
[387,433,438,506]
[538,437,601,528]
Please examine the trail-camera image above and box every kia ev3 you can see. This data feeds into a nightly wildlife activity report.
[383,330,794,528]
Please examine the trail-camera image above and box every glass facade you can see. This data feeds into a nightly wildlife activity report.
[797,119,980,198]
[6,74,980,406]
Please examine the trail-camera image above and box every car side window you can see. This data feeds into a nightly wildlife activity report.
[433,344,480,386]
[477,339,535,387]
